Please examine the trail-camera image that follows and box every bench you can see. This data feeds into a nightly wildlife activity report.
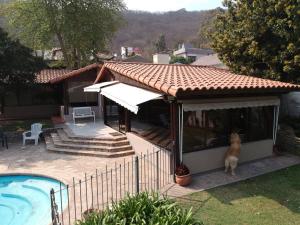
[72,107,95,124]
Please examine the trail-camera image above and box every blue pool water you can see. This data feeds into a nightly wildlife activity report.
[0,175,67,225]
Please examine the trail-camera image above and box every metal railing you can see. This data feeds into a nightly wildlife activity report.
[50,148,174,225]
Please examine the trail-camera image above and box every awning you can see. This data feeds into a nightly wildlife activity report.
[101,83,163,114]
[183,96,280,111]
[84,81,118,92]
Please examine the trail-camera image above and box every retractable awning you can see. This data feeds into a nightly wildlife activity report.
[101,83,163,114]
[84,81,118,92]
[183,96,280,111]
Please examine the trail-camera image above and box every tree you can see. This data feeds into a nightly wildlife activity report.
[170,56,192,64]
[0,27,45,112]
[154,34,167,53]
[211,0,300,83]
[197,8,224,48]
[3,0,125,68]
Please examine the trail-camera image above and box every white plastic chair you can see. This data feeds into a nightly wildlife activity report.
[23,123,43,146]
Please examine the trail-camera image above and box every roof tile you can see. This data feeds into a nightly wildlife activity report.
[101,62,300,97]
[36,69,72,83]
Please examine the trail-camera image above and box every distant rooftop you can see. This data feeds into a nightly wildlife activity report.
[174,43,214,56]
[192,54,228,69]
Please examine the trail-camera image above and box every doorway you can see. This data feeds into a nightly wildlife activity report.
[105,98,126,134]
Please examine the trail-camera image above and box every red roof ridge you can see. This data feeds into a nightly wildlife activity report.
[50,63,101,84]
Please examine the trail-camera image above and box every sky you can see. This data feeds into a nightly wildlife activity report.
[124,0,223,12]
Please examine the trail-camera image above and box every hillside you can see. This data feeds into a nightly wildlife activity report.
[111,8,222,57]
[0,1,222,58]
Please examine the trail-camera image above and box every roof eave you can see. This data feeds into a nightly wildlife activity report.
[50,63,101,84]
[175,87,300,99]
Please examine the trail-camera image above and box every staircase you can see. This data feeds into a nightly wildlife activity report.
[140,127,172,150]
[45,128,134,158]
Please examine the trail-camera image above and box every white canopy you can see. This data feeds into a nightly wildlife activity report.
[85,82,162,114]
[84,82,162,113]
[183,96,280,111]
[100,83,162,114]
[84,81,118,93]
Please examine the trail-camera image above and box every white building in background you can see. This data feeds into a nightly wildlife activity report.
[35,48,64,61]
[173,43,214,63]
[191,53,228,69]
[153,53,170,64]
[121,47,134,59]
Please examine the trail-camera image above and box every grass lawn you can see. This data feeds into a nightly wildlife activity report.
[178,165,300,225]
[0,119,53,132]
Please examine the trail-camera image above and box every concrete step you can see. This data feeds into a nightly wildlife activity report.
[154,132,171,144]
[147,129,168,141]
[56,129,130,147]
[62,128,127,142]
[51,133,132,153]
[160,138,172,149]
[140,128,160,137]
[45,136,135,158]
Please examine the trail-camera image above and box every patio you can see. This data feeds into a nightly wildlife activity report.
[163,154,300,197]
[0,142,133,185]
[61,118,117,138]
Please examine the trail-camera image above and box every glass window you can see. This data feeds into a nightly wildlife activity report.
[183,107,274,153]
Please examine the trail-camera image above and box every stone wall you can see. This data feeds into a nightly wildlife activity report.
[1,105,59,120]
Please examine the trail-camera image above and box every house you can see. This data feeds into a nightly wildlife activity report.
[0,64,101,120]
[48,63,102,117]
[121,46,142,59]
[173,43,214,63]
[191,53,228,69]
[153,53,171,64]
[84,62,299,174]
[121,55,151,63]
[0,69,70,120]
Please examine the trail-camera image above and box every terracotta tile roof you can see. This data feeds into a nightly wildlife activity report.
[50,63,101,84]
[36,69,73,83]
[96,62,300,97]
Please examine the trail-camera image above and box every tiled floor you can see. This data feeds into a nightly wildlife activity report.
[0,142,133,185]
[163,154,300,197]
[63,119,116,138]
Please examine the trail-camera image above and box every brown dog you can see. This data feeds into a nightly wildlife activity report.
[225,133,241,176]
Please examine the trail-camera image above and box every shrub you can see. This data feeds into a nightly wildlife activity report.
[176,164,190,176]
[76,192,202,225]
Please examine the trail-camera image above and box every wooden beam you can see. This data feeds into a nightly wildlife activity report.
[63,81,69,115]
[125,109,131,132]
[170,101,180,167]
[103,96,107,125]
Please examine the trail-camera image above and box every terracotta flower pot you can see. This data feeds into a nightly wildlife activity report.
[175,173,192,186]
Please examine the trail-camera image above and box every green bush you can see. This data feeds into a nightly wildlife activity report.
[76,192,203,225]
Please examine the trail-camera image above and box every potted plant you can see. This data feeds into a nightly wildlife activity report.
[175,163,192,186]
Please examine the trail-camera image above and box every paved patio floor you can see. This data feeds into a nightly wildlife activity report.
[163,154,300,197]
[60,119,117,138]
[0,142,134,185]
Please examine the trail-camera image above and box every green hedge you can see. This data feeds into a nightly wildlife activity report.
[76,192,203,225]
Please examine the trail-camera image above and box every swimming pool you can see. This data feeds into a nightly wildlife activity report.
[0,175,67,225]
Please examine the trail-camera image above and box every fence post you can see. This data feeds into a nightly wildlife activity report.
[156,151,159,190]
[135,156,139,193]
[50,188,60,225]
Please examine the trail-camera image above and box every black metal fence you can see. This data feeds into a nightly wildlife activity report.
[50,149,174,225]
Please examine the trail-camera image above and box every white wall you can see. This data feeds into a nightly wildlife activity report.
[153,54,170,64]
[183,139,273,174]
